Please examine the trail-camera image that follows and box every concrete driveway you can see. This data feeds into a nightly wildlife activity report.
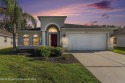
[73,51,125,83]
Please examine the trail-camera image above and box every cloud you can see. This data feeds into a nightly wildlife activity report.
[85,21,98,26]
[102,14,110,18]
[33,4,85,18]
[87,1,113,10]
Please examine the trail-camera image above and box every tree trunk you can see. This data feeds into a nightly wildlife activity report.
[13,23,17,53]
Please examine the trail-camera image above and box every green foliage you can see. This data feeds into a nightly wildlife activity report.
[0,0,37,51]
[113,47,125,55]
[0,55,100,83]
[55,47,64,56]
[35,46,51,60]
[114,47,125,51]
[0,47,13,55]
[35,46,64,57]
[49,46,64,57]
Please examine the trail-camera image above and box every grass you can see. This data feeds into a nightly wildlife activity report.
[0,47,100,83]
[0,55,100,83]
[113,47,125,55]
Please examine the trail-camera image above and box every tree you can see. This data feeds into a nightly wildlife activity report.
[0,0,36,52]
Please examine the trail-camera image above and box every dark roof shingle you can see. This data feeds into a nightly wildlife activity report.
[114,29,125,35]
[0,29,12,36]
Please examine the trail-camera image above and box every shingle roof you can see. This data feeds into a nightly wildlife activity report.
[20,24,116,31]
[113,29,125,35]
[0,29,12,36]
[21,27,41,31]
[64,24,115,28]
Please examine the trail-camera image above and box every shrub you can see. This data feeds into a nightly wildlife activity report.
[35,46,50,60]
[55,47,64,56]
[35,46,42,56]
[0,47,13,55]
[48,46,56,56]
[35,46,64,57]
[48,46,64,57]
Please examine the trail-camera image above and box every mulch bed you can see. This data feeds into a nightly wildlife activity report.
[28,54,79,64]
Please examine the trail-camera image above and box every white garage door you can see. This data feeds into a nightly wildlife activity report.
[67,33,107,50]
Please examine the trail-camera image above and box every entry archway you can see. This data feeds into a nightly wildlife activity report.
[47,25,60,47]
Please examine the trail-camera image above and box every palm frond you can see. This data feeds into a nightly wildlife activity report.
[23,12,37,28]
[0,7,6,14]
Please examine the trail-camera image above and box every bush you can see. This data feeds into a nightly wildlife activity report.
[35,46,50,60]
[0,47,13,55]
[35,46,42,56]
[49,46,64,57]
[55,47,64,56]
[35,46,64,57]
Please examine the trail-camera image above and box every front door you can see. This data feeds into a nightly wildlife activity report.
[51,34,57,47]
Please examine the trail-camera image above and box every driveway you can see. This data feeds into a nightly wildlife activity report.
[73,51,125,83]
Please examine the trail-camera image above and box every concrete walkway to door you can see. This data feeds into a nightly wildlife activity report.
[73,51,125,83]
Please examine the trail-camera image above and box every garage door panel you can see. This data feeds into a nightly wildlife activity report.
[67,33,106,50]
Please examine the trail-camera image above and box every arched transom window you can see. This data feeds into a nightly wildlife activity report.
[23,34,29,46]
[48,27,58,32]
[33,34,39,46]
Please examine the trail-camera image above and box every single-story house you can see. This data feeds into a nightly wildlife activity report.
[18,16,116,51]
[113,29,125,47]
[0,29,13,49]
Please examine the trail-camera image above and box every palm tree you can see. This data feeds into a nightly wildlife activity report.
[0,0,36,52]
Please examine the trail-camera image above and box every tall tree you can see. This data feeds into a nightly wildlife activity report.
[0,0,36,52]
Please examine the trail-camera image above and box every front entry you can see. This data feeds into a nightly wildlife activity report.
[51,34,57,47]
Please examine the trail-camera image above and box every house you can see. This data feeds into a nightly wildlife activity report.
[0,29,13,49]
[113,29,125,47]
[18,16,116,51]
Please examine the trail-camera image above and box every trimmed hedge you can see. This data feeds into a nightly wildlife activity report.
[0,47,13,55]
[49,46,64,57]
[35,46,64,58]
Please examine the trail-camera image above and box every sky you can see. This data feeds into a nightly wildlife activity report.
[17,0,125,27]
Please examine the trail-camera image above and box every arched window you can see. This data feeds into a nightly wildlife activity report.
[23,34,29,46]
[48,27,58,32]
[33,34,39,46]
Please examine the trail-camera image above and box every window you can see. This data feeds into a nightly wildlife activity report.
[48,27,58,32]
[113,37,117,44]
[23,34,29,46]
[33,34,39,46]
[4,36,7,43]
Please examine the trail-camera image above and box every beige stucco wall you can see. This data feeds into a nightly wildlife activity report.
[61,28,114,50]
[116,34,125,47]
[0,35,12,49]
[38,16,66,31]
[18,30,42,49]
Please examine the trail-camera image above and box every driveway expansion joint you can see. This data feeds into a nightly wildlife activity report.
[96,53,125,66]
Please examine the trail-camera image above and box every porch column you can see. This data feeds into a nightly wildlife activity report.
[29,34,33,46]
[42,31,46,45]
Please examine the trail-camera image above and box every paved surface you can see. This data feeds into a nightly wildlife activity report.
[73,51,125,83]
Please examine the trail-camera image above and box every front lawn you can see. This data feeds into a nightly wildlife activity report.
[0,55,100,83]
[113,47,125,55]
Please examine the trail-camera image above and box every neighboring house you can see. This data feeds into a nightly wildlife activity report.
[0,29,13,49]
[113,29,125,47]
[18,16,116,51]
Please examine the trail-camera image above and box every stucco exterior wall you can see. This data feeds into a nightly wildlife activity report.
[61,28,114,50]
[38,16,67,31]
[0,35,12,49]
[18,30,42,49]
[116,34,125,47]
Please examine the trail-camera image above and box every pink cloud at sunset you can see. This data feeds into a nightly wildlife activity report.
[17,0,125,27]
